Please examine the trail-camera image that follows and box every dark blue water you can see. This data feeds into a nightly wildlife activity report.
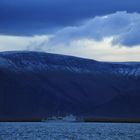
[0,122,140,140]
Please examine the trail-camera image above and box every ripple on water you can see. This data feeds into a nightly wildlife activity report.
[0,122,140,140]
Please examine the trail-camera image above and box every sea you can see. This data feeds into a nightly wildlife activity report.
[0,122,140,140]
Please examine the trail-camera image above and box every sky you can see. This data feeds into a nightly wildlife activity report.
[0,0,140,61]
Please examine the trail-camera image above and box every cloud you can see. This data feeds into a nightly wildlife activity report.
[49,38,140,62]
[45,11,140,47]
[0,0,140,35]
[0,35,49,51]
[1,35,140,62]
[0,12,140,61]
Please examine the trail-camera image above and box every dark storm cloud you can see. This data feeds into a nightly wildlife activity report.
[0,0,140,35]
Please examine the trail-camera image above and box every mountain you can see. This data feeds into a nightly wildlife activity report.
[0,51,140,121]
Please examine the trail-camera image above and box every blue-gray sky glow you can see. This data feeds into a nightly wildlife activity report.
[0,0,140,61]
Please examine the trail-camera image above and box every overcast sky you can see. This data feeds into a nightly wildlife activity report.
[0,0,140,61]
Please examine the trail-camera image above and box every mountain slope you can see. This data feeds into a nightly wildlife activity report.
[0,51,140,121]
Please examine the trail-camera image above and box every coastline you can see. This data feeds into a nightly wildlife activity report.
[1,118,140,123]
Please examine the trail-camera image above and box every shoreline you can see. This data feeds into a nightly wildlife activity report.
[1,118,140,123]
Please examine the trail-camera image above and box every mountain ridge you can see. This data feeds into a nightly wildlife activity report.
[0,51,140,121]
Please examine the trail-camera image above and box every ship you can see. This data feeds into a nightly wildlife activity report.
[42,114,77,123]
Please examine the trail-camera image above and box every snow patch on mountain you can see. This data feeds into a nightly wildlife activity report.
[0,51,140,77]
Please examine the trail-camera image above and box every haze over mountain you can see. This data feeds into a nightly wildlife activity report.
[0,51,140,121]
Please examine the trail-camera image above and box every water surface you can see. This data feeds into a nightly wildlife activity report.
[0,122,140,140]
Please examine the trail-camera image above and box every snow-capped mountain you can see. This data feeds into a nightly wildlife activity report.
[0,51,140,121]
